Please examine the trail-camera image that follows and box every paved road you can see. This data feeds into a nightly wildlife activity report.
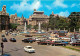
[0,33,80,56]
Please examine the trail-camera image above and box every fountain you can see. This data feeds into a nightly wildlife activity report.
[24,22,27,33]
[20,22,46,36]
[20,22,29,34]
[38,22,41,33]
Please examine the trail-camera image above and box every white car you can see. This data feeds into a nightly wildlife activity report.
[24,46,35,53]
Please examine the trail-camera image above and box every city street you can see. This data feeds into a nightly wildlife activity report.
[0,34,80,56]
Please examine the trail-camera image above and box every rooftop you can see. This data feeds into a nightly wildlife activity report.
[31,14,49,18]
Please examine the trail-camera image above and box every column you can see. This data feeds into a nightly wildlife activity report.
[5,25,8,30]
[79,28,80,33]
[0,16,1,32]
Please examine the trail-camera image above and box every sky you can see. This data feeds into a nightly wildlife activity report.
[0,0,80,19]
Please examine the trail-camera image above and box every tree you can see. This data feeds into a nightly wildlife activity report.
[49,14,69,30]
[49,14,59,30]
[9,23,19,30]
[68,12,80,32]
[41,23,49,31]
[33,25,38,30]
[27,24,32,29]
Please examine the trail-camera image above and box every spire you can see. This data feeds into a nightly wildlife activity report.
[21,14,24,19]
[2,5,6,13]
[52,11,54,15]
[34,9,36,11]
[15,13,17,16]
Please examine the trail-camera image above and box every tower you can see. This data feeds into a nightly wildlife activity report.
[52,11,54,15]
[2,5,6,13]
[34,9,36,11]
[21,14,24,19]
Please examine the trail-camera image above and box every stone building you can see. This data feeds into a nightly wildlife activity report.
[10,14,27,25]
[27,9,49,26]
[18,14,27,25]
[0,5,10,31]
[10,13,20,24]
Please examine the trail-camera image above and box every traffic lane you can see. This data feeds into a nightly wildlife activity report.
[29,44,80,56]
[5,41,80,56]
[3,42,25,56]
[1,34,80,56]
[1,42,80,56]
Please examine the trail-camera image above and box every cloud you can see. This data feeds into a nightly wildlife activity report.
[57,11,69,17]
[46,5,52,10]
[10,0,42,12]
[71,4,76,7]
[53,0,68,8]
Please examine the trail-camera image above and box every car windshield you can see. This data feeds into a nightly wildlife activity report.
[27,47,32,49]
[12,38,15,40]
[3,38,6,39]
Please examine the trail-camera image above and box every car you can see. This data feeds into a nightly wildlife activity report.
[27,38,36,42]
[11,33,17,36]
[22,38,34,43]
[10,38,16,42]
[25,35,32,37]
[1,34,5,37]
[0,54,11,56]
[2,37,8,42]
[5,32,8,36]
[24,46,35,53]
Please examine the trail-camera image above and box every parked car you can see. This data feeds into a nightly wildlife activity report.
[2,37,7,42]
[10,38,16,42]
[1,34,5,37]
[25,35,32,37]
[24,46,35,53]
[5,32,8,36]
[11,33,17,36]
[27,38,36,42]
[22,38,35,43]
[0,54,11,56]
[61,40,69,44]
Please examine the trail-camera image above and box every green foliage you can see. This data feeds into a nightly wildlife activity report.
[49,15,70,30]
[63,46,80,52]
[9,23,19,29]
[33,25,38,30]
[41,23,49,31]
[69,15,80,31]
[27,24,32,29]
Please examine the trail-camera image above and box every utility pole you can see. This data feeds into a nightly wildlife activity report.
[1,42,4,55]
[1,34,4,55]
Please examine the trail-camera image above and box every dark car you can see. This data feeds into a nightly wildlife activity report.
[22,38,34,43]
[0,54,11,56]
[27,38,36,42]
[22,38,28,43]
[10,38,16,42]
[2,37,8,42]
[25,35,32,37]
[1,34,5,37]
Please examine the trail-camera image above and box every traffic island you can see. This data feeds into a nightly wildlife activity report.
[63,46,80,52]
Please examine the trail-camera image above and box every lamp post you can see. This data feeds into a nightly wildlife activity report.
[1,34,4,55]
[1,42,4,55]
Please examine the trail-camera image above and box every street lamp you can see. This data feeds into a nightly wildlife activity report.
[1,42,4,55]
[1,34,4,55]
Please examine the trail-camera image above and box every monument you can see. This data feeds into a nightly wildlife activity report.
[24,22,27,33]
[38,22,41,33]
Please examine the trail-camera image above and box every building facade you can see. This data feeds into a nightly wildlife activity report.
[10,14,27,25]
[27,9,49,26]
[18,14,27,25]
[10,13,20,24]
[0,5,10,31]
